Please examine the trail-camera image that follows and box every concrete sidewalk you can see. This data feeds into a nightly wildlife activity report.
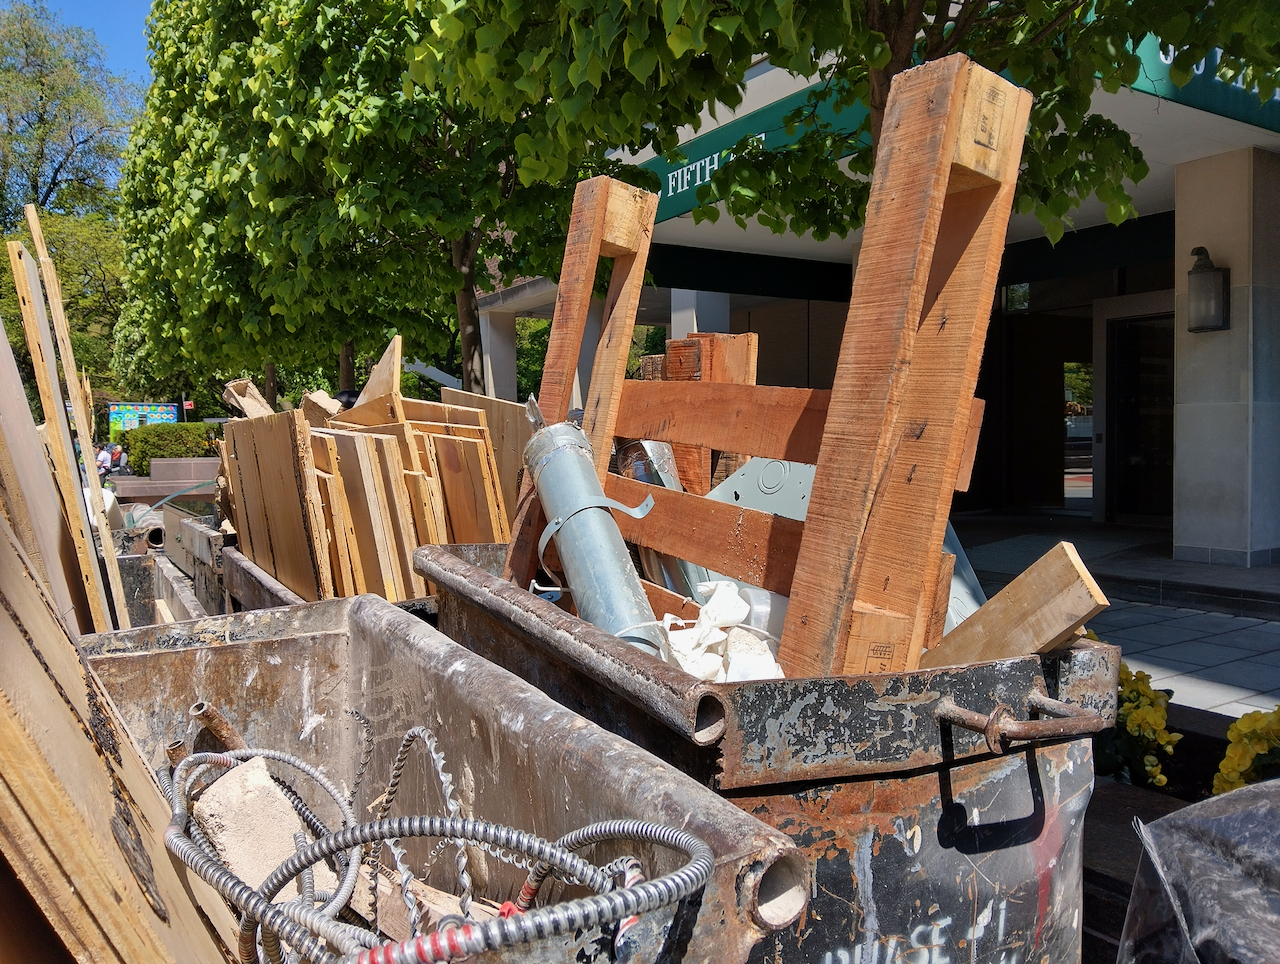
[950,513,1280,716]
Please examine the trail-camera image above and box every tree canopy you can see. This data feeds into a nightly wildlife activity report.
[0,1,138,231]
[412,0,1280,244]
[120,0,634,391]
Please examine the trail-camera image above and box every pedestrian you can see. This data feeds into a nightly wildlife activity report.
[94,442,110,479]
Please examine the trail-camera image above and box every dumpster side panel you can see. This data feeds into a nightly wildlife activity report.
[348,597,801,964]
[734,740,1090,964]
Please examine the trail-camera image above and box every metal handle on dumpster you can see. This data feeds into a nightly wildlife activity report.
[935,690,1105,754]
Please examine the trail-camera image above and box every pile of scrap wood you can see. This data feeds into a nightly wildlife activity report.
[504,55,1109,674]
[0,204,131,634]
[218,336,521,602]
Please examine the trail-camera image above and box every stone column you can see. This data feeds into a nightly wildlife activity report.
[670,289,730,338]
[479,309,517,400]
[1173,146,1280,566]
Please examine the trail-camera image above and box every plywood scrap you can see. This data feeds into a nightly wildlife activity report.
[222,378,274,418]
[301,390,341,428]
[441,388,532,527]
[314,428,401,600]
[329,391,405,428]
[223,412,332,602]
[312,436,366,595]
[355,334,403,407]
[370,434,426,597]
[917,542,1107,669]
[430,434,507,545]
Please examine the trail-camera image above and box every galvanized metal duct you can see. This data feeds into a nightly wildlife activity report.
[524,418,667,657]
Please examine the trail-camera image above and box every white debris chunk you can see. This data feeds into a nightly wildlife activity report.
[193,756,338,902]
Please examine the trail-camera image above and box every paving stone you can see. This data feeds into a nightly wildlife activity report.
[1159,674,1260,711]
[1085,610,1173,631]
[1149,640,1257,666]
[1192,659,1280,692]
[1164,612,1261,632]
[1124,656,1203,683]
[1200,628,1280,652]
[1100,623,1214,646]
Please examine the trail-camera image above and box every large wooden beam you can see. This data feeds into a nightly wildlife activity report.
[918,542,1108,669]
[776,56,1032,678]
[504,178,658,587]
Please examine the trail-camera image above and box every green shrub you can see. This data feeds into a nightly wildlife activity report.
[120,422,221,476]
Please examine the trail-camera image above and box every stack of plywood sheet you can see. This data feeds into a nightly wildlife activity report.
[221,357,509,603]
[0,204,131,635]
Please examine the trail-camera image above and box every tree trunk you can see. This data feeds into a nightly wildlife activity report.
[451,234,485,394]
[339,339,355,392]
[263,361,277,409]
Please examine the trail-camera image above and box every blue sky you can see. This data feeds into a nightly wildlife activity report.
[51,0,153,84]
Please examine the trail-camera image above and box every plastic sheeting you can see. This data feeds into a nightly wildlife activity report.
[1118,779,1280,964]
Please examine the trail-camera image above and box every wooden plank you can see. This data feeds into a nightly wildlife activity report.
[399,397,485,426]
[315,471,354,595]
[301,390,340,428]
[582,186,660,481]
[0,513,235,961]
[312,436,367,595]
[924,551,956,653]
[604,473,801,596]
[405,471,443,546]
[843,65,1032,676]
[6,241,110,632]
[246,411,331,601]
[440,388,532,525]
[662,339,713,495]
[219,437,252,560]
[0,316,87,632]
[329,392,405,427]
[356,334,403,407]
[222,377,274,418]
[642,578,701,623]
[315,429,401,599]
[26,205,131,629]
[775,56,1031,677]
[918,542,1108,669]
[954,397,985,493]
[504,177,614,586]
[224,419,273,574]
[431,435,506,545]
[371,435,427,597]
[343,421,423,472]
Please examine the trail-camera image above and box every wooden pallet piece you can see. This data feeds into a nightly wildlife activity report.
[441,388,533,526]
[26,205,131,630]
[503,177,654,587]
[315,428,402,600]
[410,421,509,534]
[0,514,233,962]
[400,397,485,426]
[370,434,427,597]
[244,411,332,602]
[404,471,443,545]
[219,437,253,560]
[356,334,403,407]
[775,56,1032,678]
[0,323,88,631]
[223,377,274,418]
[6,241,111,633]
[329,392,405,428]
[311,434,367,595]
[919,542,1108,669]
[301,390,341,429]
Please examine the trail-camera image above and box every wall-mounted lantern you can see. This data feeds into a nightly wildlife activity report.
[1187,246,1230,332]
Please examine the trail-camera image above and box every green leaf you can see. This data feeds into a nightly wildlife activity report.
[667,24,694,57]
[626,46,658,81]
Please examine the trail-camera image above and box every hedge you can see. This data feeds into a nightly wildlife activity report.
[120,422,221,476]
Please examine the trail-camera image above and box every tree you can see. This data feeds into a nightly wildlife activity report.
[413,0,1280,244]
[121,0,634,394]
[0,1,138,231]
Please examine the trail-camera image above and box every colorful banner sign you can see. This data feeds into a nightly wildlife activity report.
[109,402,178,433]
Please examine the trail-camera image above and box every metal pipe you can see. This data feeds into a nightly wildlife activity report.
[189,700,248,751]
[615,438,711,603]
[165,739,187,770]
[524,421,666,656]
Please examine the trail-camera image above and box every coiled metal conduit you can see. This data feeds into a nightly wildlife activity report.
[164,747,713,964]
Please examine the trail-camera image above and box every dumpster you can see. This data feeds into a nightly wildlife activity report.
[418,546,1120,963]
[83,595,807,964]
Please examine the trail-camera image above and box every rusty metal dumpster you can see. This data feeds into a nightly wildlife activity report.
[82,594,807,964]
[418,546,1120,963]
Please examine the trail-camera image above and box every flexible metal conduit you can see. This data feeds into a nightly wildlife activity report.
[164,746,713,964]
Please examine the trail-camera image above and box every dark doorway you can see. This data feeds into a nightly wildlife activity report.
[1107,314,1174,520]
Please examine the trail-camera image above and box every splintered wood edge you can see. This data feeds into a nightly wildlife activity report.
[599,180,657,257]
